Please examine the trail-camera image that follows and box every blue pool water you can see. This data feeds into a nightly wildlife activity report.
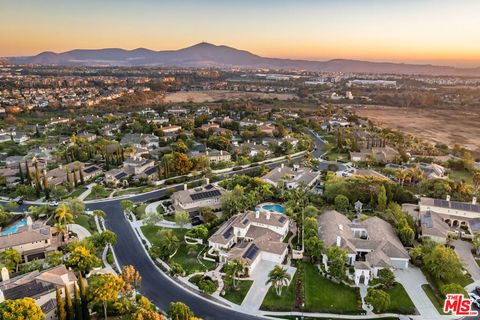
[1,219,27,236]
[257,204,285,214]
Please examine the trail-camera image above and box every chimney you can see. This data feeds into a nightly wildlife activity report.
[183,184,187,191]
[473,197,477,205]
[446,195,451,202]
[1,267,9,281]
[253,141,256,146]
[336,236,341,247]
[220,150,223,156]
[255,210,260,219]
[266,211,271,220]
[206,150,209,156]
[205,178,210,185]
[26,216,33,227]
[281,163,284,169]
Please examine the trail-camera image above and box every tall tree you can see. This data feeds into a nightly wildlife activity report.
[73,284,83,320]
[90,274,125,320]
[56,287,67,320]
[64,286,73,320]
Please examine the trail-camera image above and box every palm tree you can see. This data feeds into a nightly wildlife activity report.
[266,265,291,296]
[225,259,247,288]
[55,203,74,239]
[1,248,21,272]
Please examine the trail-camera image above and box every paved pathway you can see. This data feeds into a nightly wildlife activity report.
[68,223,91,240]
[453,239,480,281]
[77,183,96,201]
[240,260,296,312]
[395,267,439,320]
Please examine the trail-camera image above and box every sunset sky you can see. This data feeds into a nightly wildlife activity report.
[2,0,480,67]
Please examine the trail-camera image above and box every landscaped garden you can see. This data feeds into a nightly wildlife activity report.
[140,225,216,275]
[261,262,363,314]
[74,213,97,234]
[222,276,254,305]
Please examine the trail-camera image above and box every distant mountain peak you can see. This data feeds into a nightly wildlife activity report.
[5,43,480,76]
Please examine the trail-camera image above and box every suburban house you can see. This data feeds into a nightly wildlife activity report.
[261,164,320,189]
[208,209,290,272]
[123,157,155,175]
[189,149,231,164]
[418,196,480,242]
[104,168,129,184]
[350,146,399,163]
[318,210,409,285]
[45,162,101,187]
[159,125,181,134]
[386,163,446,179]
[120,133,159,149]
[0,217,62,262]
[0,265,77,320]
[77,132,97,142]
[233,141,272,157]
[171,183,225,215]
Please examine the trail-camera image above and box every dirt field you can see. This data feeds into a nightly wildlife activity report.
[355,105,480,152]
[163,90,297,103]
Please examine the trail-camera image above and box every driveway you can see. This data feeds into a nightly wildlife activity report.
[240,260,296,312]
[395,267,440,320]
[68,223,92,240]
[452,239,480,281]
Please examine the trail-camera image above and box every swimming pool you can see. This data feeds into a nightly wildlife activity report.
[1,219,27,236]
[256,203,285,214]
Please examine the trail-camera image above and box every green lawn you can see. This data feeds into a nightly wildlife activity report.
[114,186,154,197]
[383,283,416,314]
[261,262,363,314]
[303,263,362,314]
[222,277,254,305]
[449,169,473,185]
[84,187,111,200]
[261,270,297,311]
[68,187,86,199]
[74,213,97,234]
[134,204,148,220]
[422,284,446,315]
[140,225,215,274]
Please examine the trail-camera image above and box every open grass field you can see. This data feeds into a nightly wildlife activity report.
[355,105,480,153]
[163,90,297,103]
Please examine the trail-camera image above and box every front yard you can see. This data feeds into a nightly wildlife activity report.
[382,283,416,314]
[140,225,216,275]
[222,277,254,305]
[261,262,363,314]
[74,213,97,234]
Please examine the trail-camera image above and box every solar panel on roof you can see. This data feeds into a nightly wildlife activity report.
[243,244,259,260]
[4,281,54,300]
[242,218,249,225]
[279,216,286,223]
[190,190,221,201]
[115,172,128,179]
[144,167,158,175]
[223,227,233,239]
[83,166,98,174]
[205,184,214,190]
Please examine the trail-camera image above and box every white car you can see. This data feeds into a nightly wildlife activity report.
[468,293,480,308]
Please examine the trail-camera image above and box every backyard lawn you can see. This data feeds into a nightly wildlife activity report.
[383,283,416,314]
[261,262,363,314]
[222,277,254,305]
[449,169,473,185]
[140,225,215,274]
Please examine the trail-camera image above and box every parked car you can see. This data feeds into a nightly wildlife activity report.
[475,286,480,295]
[191,216,202,226]
[469,293,480,308]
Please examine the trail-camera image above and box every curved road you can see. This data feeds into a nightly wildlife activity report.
[1,130,340,320]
